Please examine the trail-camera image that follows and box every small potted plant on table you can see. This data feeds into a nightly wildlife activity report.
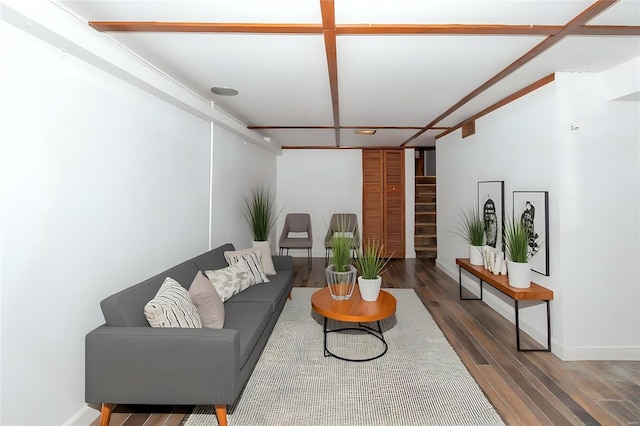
[325,218,357,300]
[504,212,539,288]
[354,239,392,302]
[455,205,485,265]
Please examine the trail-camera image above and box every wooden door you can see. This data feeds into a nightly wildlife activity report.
[383,150,405,258]
[362,150,383,243]
[362,150,405,258]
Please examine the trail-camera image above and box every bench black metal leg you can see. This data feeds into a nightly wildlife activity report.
[515,300,551,352]
[459,265,483,300]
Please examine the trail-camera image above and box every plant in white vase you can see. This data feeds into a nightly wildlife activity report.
[504,212,540,288]
[242,184,281,275]
[455,205,485,266]
[353,239,392,302]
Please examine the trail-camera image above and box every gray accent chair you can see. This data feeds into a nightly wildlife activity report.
[85,243,294,426]
[278,213,313,269]
[324,213,360,266]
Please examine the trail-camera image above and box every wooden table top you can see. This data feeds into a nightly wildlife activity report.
[311,286,397,323]
[456,258,554,301]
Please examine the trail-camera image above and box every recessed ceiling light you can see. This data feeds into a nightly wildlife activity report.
[210,86,238,96]
[354,129,377,135]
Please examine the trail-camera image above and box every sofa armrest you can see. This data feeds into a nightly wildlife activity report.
[272,255,293,271]
[85,325,241,405]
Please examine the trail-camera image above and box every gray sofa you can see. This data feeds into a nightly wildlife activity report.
[85,243,294,426]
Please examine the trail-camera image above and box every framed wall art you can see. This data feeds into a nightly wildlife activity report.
[513,191,549,276]
[477,181,504,251]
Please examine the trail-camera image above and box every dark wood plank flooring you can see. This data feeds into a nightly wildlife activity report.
[90,257,639,425]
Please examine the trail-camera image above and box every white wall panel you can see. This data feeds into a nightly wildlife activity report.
[210,126,277,250]
[436,73,640,360]
[0,19,210,425]
[276,150,363,258]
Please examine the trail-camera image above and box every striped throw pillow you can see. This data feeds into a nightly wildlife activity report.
[224,249,270,284]
[144,277,202,328]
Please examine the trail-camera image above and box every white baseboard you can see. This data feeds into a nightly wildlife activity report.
[558,345,640,361]
[63,404,99,425]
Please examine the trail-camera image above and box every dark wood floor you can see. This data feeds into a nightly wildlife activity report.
[92,257,639,426]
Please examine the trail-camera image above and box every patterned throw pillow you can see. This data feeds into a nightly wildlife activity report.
[144,277,202,328]
[224,249,270,284]
[205,261,254,302]
[188,271,224,329]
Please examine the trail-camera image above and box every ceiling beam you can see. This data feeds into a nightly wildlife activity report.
[337,24,560,35]
[89,21,639,37]
[436,73,556,140]
[400,0,620,146]
[247,126,449,130]
[89,22,323,33]
[320,0,340,147]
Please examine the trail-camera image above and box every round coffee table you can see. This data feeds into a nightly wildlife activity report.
[311,286,397,362]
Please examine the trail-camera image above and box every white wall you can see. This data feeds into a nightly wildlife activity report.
[436,72,639,360]
[276,149,416,259]
[276,150,363,257]
[0,17,211,426]
[210,125,278,250]
[554,72,639,360]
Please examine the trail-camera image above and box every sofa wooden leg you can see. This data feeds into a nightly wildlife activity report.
[215,405,228,426]
[100,403,113,426]
[288,292,292,300]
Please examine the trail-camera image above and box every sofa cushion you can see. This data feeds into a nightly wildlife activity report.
[223,301,272,368]
[101,258,200,327]
[226,269,293,312]
[224,249,269,284]
[205,262,253,302]
[144,278,202,328]
[192,243,235,272]
[188,271,224,328]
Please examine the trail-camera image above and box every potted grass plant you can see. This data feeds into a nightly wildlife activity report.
[325,217,357,300]
[242,184,281,275]
[504,212,539,288]
[242,184,279,242]
[353,239,391,302]
[455,205,485,266]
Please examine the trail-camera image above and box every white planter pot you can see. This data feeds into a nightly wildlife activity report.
[507,260,531,288]
[469,245,484,266]
[358,276,382,302]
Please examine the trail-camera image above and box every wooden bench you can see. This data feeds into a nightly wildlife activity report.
[456,258,553,352]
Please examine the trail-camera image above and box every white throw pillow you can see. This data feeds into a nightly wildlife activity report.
[224,249,270,284]
[205,261,254,302]
[189,271,225,329]
[144,277,202,328]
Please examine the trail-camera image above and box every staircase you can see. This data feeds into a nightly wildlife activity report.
[415,176,437,258]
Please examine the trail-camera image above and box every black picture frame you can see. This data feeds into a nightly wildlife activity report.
[477,181,504,251]
[513,191,550,276]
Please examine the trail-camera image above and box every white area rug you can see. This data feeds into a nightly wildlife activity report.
[184,288,504,426]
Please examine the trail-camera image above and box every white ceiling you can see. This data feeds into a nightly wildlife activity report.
[59,0,640,148]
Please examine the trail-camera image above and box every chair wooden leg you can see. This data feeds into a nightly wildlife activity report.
[215,405,228,426]
[100,403,113,426]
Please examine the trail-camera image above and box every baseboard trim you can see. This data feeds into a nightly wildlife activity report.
[63,404,99,425]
